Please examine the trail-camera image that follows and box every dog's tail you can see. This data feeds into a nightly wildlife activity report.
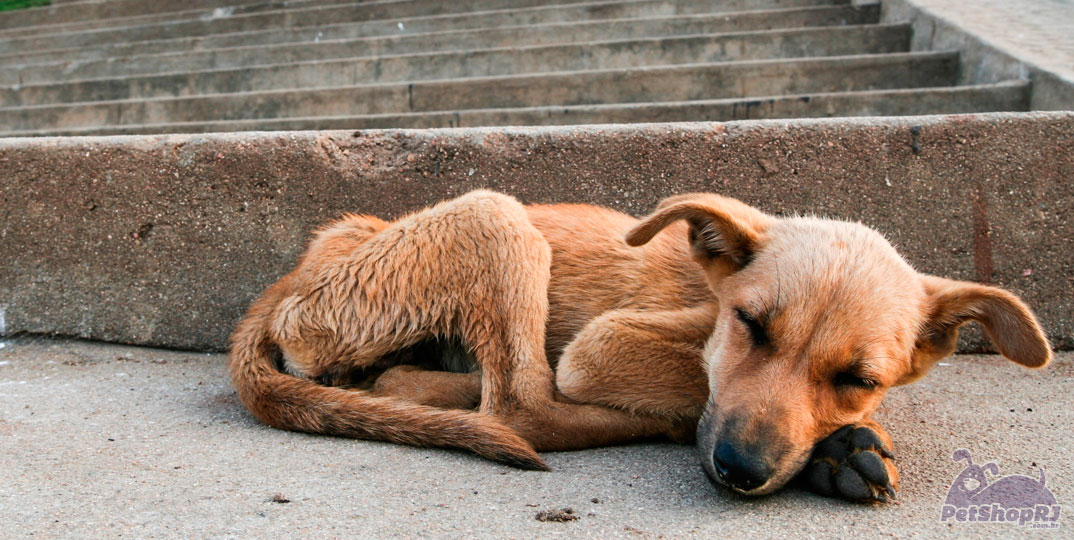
[227,288,548,471]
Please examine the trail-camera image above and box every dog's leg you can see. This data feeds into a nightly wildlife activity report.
[799,418,898,503]
[372,365,481,409]
[551,304,717,443]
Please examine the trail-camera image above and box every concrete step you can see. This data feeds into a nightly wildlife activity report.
[0,0,848,54]
[0,0,589,37]
[0,4,877,69]
[0,0,221,29]
[0,25,913,106]
[0,52,959,134]
[5,83,1029,137]
[0,0,328,29]
[2,5,882,80]
[0,0,342,34]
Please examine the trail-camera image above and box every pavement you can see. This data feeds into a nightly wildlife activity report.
[0,337,1068,539]
[895,0,1074,83]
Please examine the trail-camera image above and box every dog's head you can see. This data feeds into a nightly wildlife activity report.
[626,194,1051,496]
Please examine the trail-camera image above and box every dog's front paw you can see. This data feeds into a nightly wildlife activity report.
[801,424,898,503]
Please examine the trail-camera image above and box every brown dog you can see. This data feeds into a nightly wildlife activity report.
[229,190,1051,502]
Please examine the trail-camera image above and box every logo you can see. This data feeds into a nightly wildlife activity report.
[940,449,1061,528]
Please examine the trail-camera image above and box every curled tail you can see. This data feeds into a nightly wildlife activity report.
[227,289,547,470]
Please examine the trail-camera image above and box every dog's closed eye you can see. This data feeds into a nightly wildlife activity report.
[833,372,879,390]
[734,307,769,348]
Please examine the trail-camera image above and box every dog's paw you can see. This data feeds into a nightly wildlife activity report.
[801,424,898,503]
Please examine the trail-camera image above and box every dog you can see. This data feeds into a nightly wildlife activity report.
[229,190,1051,503]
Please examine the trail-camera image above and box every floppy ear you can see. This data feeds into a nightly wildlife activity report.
[899,276,1052,384]
[625,193,771,268]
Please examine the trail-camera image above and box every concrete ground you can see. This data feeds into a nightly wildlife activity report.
[898,0,1074,82]
[0,337,1068,539]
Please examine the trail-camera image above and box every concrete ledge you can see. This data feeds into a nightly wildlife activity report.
[0,113,1071,352]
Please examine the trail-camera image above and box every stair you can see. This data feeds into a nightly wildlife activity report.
[0,0,1032,136]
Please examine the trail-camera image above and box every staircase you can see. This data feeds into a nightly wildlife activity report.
[0,0,1031,136]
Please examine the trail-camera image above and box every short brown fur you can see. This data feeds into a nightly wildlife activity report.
[229,190,1050,501]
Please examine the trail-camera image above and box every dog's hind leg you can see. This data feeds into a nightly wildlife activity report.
[252,191,565,468]
[285,190,558,420]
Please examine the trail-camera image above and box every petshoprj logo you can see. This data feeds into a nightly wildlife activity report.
[940,449,1061,528]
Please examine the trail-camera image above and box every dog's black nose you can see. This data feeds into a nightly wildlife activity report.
[713,441,770,491]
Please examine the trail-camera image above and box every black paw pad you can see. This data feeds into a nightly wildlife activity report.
[800,425,897,503]
[848,450,889,486]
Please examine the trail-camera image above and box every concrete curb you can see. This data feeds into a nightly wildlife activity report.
[0,113,1070,352]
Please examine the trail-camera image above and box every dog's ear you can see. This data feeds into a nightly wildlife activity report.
[898,276,1051,385]
[625,194,771,268]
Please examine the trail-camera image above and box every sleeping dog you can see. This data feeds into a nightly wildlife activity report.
[229,190,1050,502]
